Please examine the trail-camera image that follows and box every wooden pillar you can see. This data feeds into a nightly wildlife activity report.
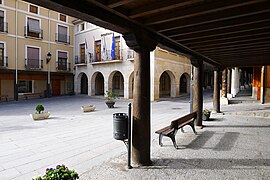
[227,68,231,94]
[213,67,220,113]
[191,59,203,127]
[221,68,227,98]
[123,32,157,166]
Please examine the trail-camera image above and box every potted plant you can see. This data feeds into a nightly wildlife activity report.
[33,164,79,180]
[30,104,50,120]
[203,109,211,120]
[81,105,96,112]
[105,90,119,108]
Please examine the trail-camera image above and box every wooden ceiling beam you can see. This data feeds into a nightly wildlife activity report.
[169,21,270,39]
[161,12,270,36]
[182,32,270,46]
[129,0,203,19]
[199,45,270,54]
[175,27,270,42]
[205,49,270,57]
[154,3,270,32]
[145,0,263,25]
[107,0,137,8]
[188,36,270,49]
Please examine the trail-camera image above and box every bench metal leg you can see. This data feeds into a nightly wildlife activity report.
[158,134,163,147]
[169,135,178,149]
[189,121,197,135]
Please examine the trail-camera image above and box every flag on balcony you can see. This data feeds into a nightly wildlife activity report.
[85,38,88,49]
[111,33,115,59]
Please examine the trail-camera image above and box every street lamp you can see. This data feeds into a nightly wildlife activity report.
[46,52,52,98]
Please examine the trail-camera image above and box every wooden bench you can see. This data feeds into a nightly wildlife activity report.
[155,111,197,149]
[0,95,8,101]
[24,93,42,100]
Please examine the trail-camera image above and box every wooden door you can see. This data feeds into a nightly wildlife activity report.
[80,43,85,63]
[52,79,61,96]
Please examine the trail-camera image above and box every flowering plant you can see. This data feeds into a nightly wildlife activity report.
[33,164,79,180]
[203,109,211,117]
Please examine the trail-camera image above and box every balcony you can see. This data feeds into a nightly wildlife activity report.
[0,22,8,33]
[89,49,123,64]
[127,49,134,59]
[55,33,70,44]
[25,59,43,69]
[0,56,8,67]
[56,60,70,71]
[24,26,43,39]
[75,55,88,65]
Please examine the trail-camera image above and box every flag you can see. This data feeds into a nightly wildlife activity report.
[111,33,115,60]
[85,38,88,49]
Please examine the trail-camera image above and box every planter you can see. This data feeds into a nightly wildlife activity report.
[203,114,210,121]
[81,105,96,112]
[106,101,115,108]
[30,112,50,120]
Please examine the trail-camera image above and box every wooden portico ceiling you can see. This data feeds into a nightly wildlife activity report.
[25,0,270,67]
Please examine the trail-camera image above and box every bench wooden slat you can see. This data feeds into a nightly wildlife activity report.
[155,111,197,149]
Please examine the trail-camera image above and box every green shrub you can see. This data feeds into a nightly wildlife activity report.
[36,104,44,114]
[105,90,119,101]
[33,164,79,180]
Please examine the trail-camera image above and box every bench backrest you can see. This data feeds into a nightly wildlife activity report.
[170,111,197,129]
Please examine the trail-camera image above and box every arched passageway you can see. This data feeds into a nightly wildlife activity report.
[111,71,124,97]
[159,71,171,98]
[95,72,104,95]
[129,72,134,99]
[180,73,190,94]
[81,73,88,94]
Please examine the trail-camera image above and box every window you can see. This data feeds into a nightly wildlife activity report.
[57,51,68,70]
[0,43,4,67]
[0,10,5,32]
[57,25,68,43]
[115,36,120,59]
[18,80,32,93]
[0,0,3,5]
[80,43,85,63]
[59,14,66,22]
[95,40,101,62]
[29,5,38,14]
[26,17,41,38]
[26,46,40,69]
[81,23,84,31]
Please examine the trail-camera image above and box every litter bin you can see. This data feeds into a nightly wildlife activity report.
[113,113,128,140]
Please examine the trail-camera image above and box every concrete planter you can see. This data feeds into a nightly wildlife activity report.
[106,101,115,108]
[31,112,50,120]
[81,105,96,112]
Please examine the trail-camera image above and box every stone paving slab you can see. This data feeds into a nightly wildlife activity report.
[81,114,270,180]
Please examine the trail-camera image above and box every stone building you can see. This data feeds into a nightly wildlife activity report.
[73,20,192,101]
[0,0,75,100]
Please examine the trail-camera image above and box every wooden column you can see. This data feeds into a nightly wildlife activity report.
[191,59,203,127]
[123,32,157,166]
[227,68,231,94]
[213,67,220,113]
[221,68,227,98]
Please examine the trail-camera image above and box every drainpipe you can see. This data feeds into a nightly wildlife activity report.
[14,0,18,101]
[47,10,51,97]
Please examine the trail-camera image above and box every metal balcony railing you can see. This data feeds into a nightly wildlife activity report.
[75,55,88,64]
[55,33,70,44]
[0,56,8,67]
[0,22,8,33]
[24,26,43,39]
[56,60,70,71]
[25,59,43,69]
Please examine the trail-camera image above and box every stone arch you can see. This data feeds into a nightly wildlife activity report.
[180,73,191,94]
[78,72,88,94]
[108,70,124,97]
[91,71,104,96]
[128,71,134,99]
[159,70,176,98]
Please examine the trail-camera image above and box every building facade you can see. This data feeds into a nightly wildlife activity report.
[0,0,75,100]
[73,20,192,101]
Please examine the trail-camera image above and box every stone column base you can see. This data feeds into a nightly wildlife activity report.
[220,97,229,105]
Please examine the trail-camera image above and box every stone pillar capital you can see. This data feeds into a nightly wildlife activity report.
[123,31,157,51]
[190,57,203,67]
